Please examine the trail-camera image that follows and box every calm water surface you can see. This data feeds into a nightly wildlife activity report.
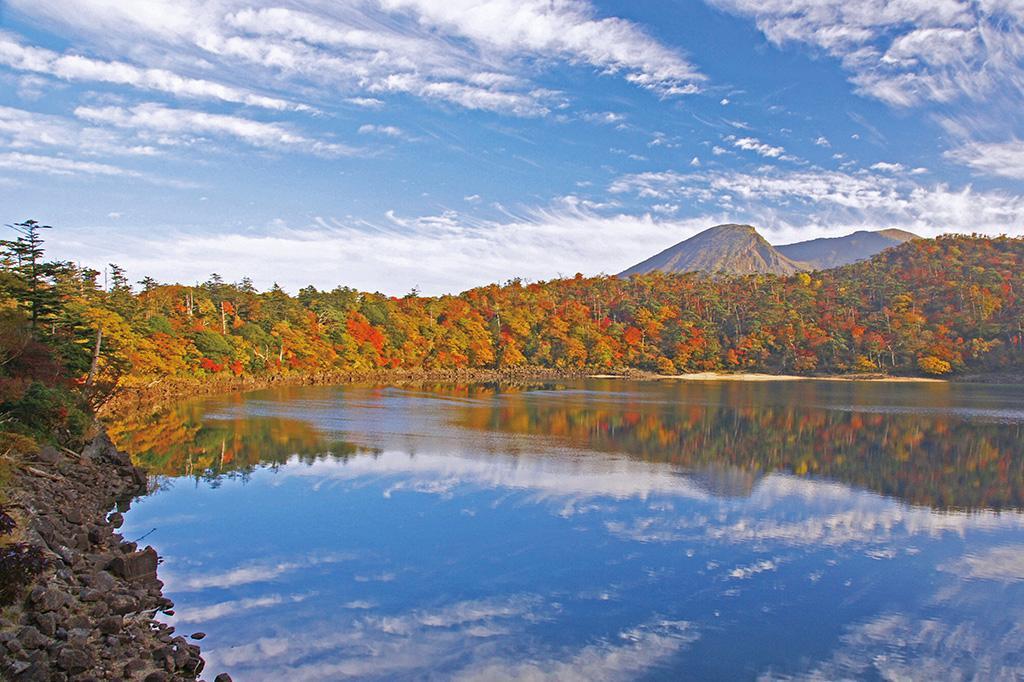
[109,380,1024,681]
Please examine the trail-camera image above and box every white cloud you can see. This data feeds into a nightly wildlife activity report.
[378,0,704,96]
[946,139,1024,180]
[0,104,159,157]
[870,161,905,173]
[47,205,724,295]
[4,0,702,117]
[73,103,359,157]
[15,74,50,100]
[728,135,786,159]
[609,167,1024,240]
[706,0,1024,108]
[583,111,626,125]
[0,151,142,177]
[346,97,385,108]
[0,32,299,111]
[358,124,407,138]
[814,136,831,147]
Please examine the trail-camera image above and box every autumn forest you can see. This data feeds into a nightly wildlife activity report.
[2,223,1023,444]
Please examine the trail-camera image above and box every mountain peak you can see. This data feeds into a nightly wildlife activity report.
[705,223,758,233]
[619,224,803,277]
[619,225,920,277]
[876,228,919,242]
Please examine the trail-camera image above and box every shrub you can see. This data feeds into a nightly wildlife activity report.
[0,431,37,457]
[147,315,174,336]
[656,357,677,375]
[918,355,952,375]
[0,381,89,442]
[0,503,49,605]
[854,355,877,372]
[192,330,233,359]
[0,506,15,535]
[199,357,223,373]
[0,543,48,606]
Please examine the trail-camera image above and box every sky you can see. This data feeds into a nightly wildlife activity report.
[1,0,1023,295]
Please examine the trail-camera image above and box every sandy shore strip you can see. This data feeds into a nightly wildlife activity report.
[589,372,947,383]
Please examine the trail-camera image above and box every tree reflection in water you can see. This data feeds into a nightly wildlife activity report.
[108,380,1024,511]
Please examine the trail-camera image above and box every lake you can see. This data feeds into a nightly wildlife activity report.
[108,379,1024,681]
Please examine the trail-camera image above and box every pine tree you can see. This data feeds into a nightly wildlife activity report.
[2,220,58,331]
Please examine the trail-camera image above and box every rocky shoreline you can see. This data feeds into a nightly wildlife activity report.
[0,429,217,681]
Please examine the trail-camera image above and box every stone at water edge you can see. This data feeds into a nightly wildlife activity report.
[190,632,206,640]
[215,674,233,682]
[108,546,159,582]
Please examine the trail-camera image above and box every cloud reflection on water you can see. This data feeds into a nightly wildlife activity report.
[114,381,1024,680]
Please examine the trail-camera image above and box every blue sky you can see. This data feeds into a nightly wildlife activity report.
[1,0,1023,294]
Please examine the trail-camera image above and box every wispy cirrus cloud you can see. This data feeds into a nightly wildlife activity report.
[0,151,142,178]
[609,167,1024,237]
[0,104,159,156]
[705,0,1024,108]
[378,0,705,97]
[946,139,1024,180]
[73,103,360,157]
[0,32,302,111]
[5,0,703,117]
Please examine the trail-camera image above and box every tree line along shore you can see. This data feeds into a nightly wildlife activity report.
[4,223,1022,421]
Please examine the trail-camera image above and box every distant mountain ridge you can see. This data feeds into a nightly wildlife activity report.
[619,224,918,276]
[776,229,918,270]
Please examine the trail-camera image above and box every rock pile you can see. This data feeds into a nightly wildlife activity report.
[0,430,212,681]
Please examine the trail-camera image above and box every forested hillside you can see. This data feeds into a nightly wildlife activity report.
[2,224,1023,408]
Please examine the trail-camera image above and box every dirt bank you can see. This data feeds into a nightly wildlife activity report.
[653,371,947,382]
